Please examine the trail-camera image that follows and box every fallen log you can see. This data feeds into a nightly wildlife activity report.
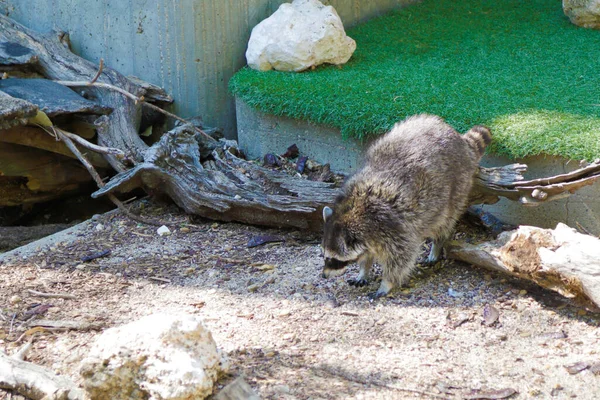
[0,78,112,117]
[0,142,94,206]
[447,223,600,310]
[0,125,110,168]
[0,90,37,130]
[0,14,150,172]
[0,351,85,400]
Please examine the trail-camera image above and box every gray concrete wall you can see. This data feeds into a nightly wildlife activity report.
[236,99,600,235]
[2,0,414,138]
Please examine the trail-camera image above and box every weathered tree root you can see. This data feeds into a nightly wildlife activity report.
[448,223,600,310]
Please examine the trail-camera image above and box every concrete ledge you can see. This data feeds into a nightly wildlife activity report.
[236,99,600,235]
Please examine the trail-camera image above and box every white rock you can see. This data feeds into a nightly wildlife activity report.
[563,0,600,29]
[79,313,229,400]
[95,223,104,232]
[157,225,171,236]
[246,0,356,72]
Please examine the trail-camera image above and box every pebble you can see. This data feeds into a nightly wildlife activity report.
[156,225,171,236]
[95,223,104,232]
[448,288,464,298]
[248,284,261,292]
[255,264,276,272]
[278,309,292,317]
[75,264,87,270]
[9,295,21,305]
[180,227,190,233]
[273,385,291,394]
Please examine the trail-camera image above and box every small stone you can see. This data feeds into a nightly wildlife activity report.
[519,290,528,296]
[277,309,292,317]
[95,223,104,232]
[577,309,587,316]
[282,333,294,341]
[264,350,276,358]
[306,159,321,171]
[264,276,276,285]
[75,264,87,270]
[180,227,190,233]
[448,288,463,298]
[247,284,261,292]
[273,384,291,394]
[9,295,21,305]
[255,264,276,272]
[156,225,171,236]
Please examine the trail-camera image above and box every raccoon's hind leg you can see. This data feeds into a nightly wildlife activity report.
[426,228,454,264]
[348,253,373,287]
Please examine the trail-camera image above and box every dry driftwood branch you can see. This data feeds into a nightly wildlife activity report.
[447,223,600,309]
[0,351,86,400]
[91,125,339,231]
[470,161,600,206]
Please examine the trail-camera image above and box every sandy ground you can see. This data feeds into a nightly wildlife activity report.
[1,202,599,400]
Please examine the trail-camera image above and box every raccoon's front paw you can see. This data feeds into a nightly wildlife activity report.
[367,290,388,300]
[347,278,369,287]
[368,279,393,300]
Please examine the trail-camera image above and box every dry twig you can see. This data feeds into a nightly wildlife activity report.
[27,289,76,300]
[89,58,104,84]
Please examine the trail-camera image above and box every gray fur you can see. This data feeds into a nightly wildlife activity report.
[321,114,492,299]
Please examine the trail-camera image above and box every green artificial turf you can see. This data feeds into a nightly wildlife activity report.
[229,0,600,161]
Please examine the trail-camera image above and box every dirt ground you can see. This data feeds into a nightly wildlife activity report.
[1,201,599,400]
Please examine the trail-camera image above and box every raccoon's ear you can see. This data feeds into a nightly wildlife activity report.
[323,206,333,222]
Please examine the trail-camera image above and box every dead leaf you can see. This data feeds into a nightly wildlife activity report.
[281,144,299,159]
[81,249,111,262]
[24,304,53,317]
[564,361,590,375]
[254,264,276,272]
[539,331,567,340]
[247,235,284,248]
[482,304,500,326]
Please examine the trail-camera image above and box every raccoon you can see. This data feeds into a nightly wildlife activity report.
[321,114,492,299]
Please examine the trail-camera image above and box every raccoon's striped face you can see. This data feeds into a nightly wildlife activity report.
[321,206,363,278]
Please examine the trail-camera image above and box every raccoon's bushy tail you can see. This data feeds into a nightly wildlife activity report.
[463,125,492,159]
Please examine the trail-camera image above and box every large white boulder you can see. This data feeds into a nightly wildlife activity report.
[246,0,356,72]
[563,0,600,29]
[79,313,229,400]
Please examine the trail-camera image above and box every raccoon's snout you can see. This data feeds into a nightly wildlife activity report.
[324,257,351,270]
